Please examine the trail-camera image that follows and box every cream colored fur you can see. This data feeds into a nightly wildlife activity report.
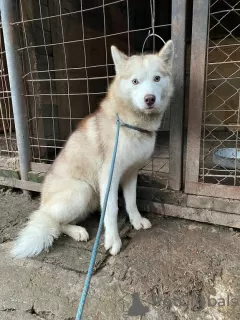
[11,40,174,258]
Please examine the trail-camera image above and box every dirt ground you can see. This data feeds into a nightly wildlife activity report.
[1,187,240,320]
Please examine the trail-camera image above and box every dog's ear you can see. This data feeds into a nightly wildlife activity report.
[111,46,128,74]
[158,40,174,70]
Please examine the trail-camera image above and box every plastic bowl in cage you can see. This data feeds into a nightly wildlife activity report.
[213,148,240,170]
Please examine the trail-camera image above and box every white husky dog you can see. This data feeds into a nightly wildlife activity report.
[12,40,174,258]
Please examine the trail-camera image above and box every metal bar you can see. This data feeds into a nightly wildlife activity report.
[0,0,30,181]
[185,0,210,186]
[169,0,187,190]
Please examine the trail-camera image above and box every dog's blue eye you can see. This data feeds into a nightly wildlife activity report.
[132,79,139,85]
[154,76,161,82]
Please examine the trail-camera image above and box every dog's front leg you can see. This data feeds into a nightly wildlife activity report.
[100,169,122,256]
[122,171,152,230]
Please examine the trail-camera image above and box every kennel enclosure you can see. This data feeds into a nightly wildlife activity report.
[0,0,186,190]
[1,0,240,229]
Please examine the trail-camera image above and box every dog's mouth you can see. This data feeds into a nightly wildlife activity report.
[144,105,155,111]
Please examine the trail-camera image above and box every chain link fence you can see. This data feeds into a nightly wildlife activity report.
[200,0,240,186]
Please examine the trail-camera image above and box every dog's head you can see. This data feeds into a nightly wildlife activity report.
[111,40,174,114]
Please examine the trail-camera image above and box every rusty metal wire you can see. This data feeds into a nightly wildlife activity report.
[200,0,240,186]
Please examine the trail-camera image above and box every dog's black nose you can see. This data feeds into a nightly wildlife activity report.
[144,94,156,106]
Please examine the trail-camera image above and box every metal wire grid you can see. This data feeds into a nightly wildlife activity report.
[200,0,240,186]
[12,0,171,185]
[0,19,18,167]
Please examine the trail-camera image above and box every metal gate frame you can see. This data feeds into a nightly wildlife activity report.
[185,0,240,201]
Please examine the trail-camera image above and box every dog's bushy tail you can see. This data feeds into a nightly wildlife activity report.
[11,209,60,258]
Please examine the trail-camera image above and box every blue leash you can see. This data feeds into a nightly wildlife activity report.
[75,114,121,320]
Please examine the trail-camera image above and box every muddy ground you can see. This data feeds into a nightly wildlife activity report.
[1,187,240,320]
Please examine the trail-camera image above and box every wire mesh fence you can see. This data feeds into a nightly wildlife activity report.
[200,0,240,186]
[0,18,18,168]
[5,0,171,187]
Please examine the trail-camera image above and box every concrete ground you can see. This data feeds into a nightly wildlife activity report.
[1,188,240,320]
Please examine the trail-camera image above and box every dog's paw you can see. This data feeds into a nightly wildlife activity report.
[104,234,122,256]
[131,217,152,230]
[67,226,89,242]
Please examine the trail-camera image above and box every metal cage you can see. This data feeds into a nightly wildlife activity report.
[186,0,240,200]
[0,0,186,192]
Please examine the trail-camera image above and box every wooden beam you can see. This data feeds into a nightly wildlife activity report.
[169,0,187,190]
[185,0,210,186]
[138,199,240,229]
